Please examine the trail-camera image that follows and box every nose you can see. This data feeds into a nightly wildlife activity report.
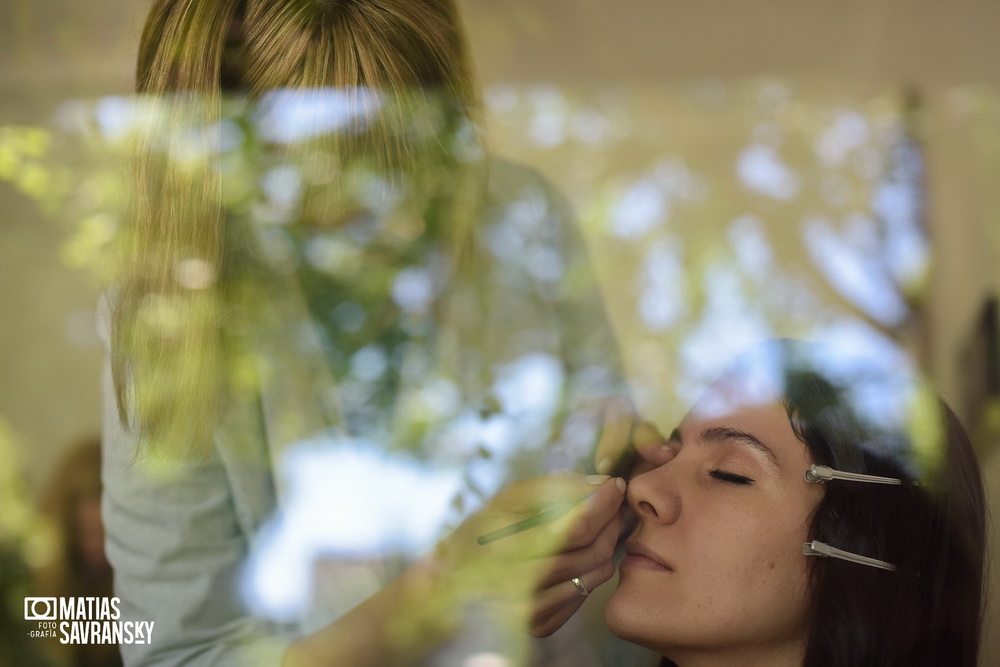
[627,459,682,524]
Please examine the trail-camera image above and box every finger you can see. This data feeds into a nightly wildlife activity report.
[594,397,638,475]
[528,560,617,638]
[633,420,672,460]
[548,476,626,552]
[478,475,624,560]
[536,510,620,589]
[622,422,675,479]
[489,471,606,514]
[530,593,584,638]
[472,474,620,557]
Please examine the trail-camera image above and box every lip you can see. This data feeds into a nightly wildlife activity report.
[621,539,673,572]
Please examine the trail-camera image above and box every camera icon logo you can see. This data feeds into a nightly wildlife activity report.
[24,598,58,621]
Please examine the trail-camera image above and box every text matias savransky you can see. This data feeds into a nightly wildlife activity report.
[24,596,154,645]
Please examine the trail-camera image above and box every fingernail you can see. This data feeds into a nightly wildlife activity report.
[595,457,612,474]
[659,443,671,452]
[615,477,627,494]
[585,474,611,485]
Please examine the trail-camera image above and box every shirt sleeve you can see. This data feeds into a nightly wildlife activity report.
[100,305,292,667]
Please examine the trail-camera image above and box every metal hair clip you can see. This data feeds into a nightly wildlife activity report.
[802,540,897,572]
[804,464,910,486]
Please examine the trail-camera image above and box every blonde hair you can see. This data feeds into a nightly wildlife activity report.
[113,0,483,458]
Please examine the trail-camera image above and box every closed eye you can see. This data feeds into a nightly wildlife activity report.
[710,469,755,486]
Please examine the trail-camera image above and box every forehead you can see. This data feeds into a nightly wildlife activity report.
[694,369,786,412]
[684,386,812,469]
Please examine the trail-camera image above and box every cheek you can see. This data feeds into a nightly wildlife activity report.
[702,504,812,592]
[708,503,793,561]
[752,507,812,565]
[737,512,815,606]
[702,519,814,642]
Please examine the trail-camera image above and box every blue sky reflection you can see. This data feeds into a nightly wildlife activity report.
[244,436,464,621]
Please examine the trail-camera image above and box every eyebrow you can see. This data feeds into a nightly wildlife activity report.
[703,427,780,468]
[669,426,780,469]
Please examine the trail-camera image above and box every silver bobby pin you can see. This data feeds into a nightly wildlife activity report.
[804,464,909,486]
[802,540,897,572]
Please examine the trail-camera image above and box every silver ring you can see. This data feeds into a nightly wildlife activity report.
[570,576,589,598]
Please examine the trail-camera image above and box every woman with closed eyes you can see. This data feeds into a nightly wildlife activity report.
[604,340,986,667]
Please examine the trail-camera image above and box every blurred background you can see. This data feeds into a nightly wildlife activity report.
[1,0,999,664]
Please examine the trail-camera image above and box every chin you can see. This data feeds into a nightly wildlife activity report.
[604,587,649,646]
[604,589,625,635]
[604,585,679,657]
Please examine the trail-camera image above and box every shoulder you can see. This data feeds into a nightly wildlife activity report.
[482,156,576,240]
[485,156,570,213]
[485,155,551,192]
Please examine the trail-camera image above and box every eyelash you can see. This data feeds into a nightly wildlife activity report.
[709,469,755,486]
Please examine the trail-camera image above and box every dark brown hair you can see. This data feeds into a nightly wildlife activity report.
[780,341,985,666]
